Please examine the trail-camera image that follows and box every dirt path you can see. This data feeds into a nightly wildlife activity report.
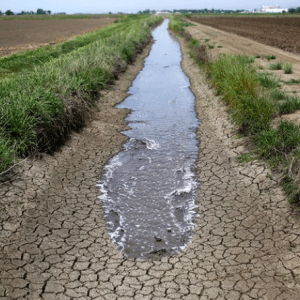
[1,28,300,299]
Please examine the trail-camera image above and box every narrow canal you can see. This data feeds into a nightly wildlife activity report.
[97,19,199,259]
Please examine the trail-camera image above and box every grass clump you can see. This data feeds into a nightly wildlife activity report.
[255,55,261,58]
[217,45,223,48]
[269,61,283,70]
[236,153,256,163]
[207,43,215,49]
[278,96,300,115]
[258,73,280,89]
[283,63,293,74]
[281,176,299,204]
[254,120,300,160]
[281,79,300,85]
[266,55,276,61]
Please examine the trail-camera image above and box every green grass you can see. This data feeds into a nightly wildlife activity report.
[281,79,300,85]
[0,15,163,174]
[204,38,210,42]
[269,61,283,70]
[266,55,276,61]
[255,55,261,58]
[236,153,256,163]
[207,43,215,49]
[283,63,293,74]
[258,73,280,89]
[278,96,300,115]
[254,120,300,160]
[217,45,223,48]
[281,176,299,204]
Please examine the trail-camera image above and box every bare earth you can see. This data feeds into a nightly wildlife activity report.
[0,18,114,57]
[1,27,300,299]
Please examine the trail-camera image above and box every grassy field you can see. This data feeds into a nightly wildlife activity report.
[0,14,163,175]
[170,15,300,203]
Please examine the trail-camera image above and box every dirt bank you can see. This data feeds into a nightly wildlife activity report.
[0,18,114,56]
[0,25,300,299]
[188,16,300,54]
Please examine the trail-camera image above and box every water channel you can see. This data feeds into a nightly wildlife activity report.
[97,19,199,259]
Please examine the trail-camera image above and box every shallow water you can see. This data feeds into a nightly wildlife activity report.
[97,19,199,259]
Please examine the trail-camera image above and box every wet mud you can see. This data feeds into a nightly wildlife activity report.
[98,19,199,259]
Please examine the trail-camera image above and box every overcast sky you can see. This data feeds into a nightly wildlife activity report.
[1,0,299,14]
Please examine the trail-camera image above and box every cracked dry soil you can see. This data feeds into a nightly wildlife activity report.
[1,33,300,300]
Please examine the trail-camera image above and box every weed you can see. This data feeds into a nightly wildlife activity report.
[266,55,276,61]
[236,153,255,163]
[281,79,300,85]
[258,73,280,89]
[281,176,299,204]
[278,96,300,115]
[283,63,293,74]
[207,43,215,49]
[255,55,261,58]
[205,38,210,42]
[254,120,300,160]
[270,89,286,100]
[269,62,283,70]
[217,45,223,48]
[189,38,200,49]
[258,66,264,70]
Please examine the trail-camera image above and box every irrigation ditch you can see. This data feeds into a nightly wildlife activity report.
[0,16,300,299]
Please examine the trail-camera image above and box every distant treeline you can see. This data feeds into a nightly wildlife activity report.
[0,9,66,15]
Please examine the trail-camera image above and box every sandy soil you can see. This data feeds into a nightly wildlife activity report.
[188,16,300,54]
[1,25,300,299]
[0,18,114,57]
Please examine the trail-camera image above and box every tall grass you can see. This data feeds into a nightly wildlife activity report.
[0,15,163,174]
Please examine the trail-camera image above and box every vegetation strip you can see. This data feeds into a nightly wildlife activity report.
[0,15,163,175]
[170,15,300,204]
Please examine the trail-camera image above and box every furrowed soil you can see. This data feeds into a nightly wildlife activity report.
[188,16,300,54]
[0,18,114,56]
[1,23,300,299]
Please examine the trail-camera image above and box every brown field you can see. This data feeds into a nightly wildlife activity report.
[188,16,300,54]
[0,17,114,56]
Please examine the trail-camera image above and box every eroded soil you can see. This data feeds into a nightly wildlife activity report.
[188,16,300,54]
[1,26,300,299]
[0,18,114,57]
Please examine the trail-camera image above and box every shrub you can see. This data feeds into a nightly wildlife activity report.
[266,55,276,61]
[269,62,283,70]
[258,73,280,89]
[283,63,293,74]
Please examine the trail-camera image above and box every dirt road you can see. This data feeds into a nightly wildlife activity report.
[0,18,114,56]
[1,26,300,299]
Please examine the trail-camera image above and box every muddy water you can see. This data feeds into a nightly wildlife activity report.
[97,19,199,259]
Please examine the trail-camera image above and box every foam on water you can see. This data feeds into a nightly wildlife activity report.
[97,19,200,259]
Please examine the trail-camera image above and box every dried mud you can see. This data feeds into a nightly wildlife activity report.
[0,18,114,57]
[188,16,300,54]
[1,25,300,299]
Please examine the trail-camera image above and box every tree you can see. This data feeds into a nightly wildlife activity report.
[47,10,51,15]
[289,8,296,13]
[36,8,46,14]
[5,10,14,15]
[0,10,2,15]
[296,7,300,13]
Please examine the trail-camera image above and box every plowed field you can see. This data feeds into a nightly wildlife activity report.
[188,16,300,54]
[0,18,114,56]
